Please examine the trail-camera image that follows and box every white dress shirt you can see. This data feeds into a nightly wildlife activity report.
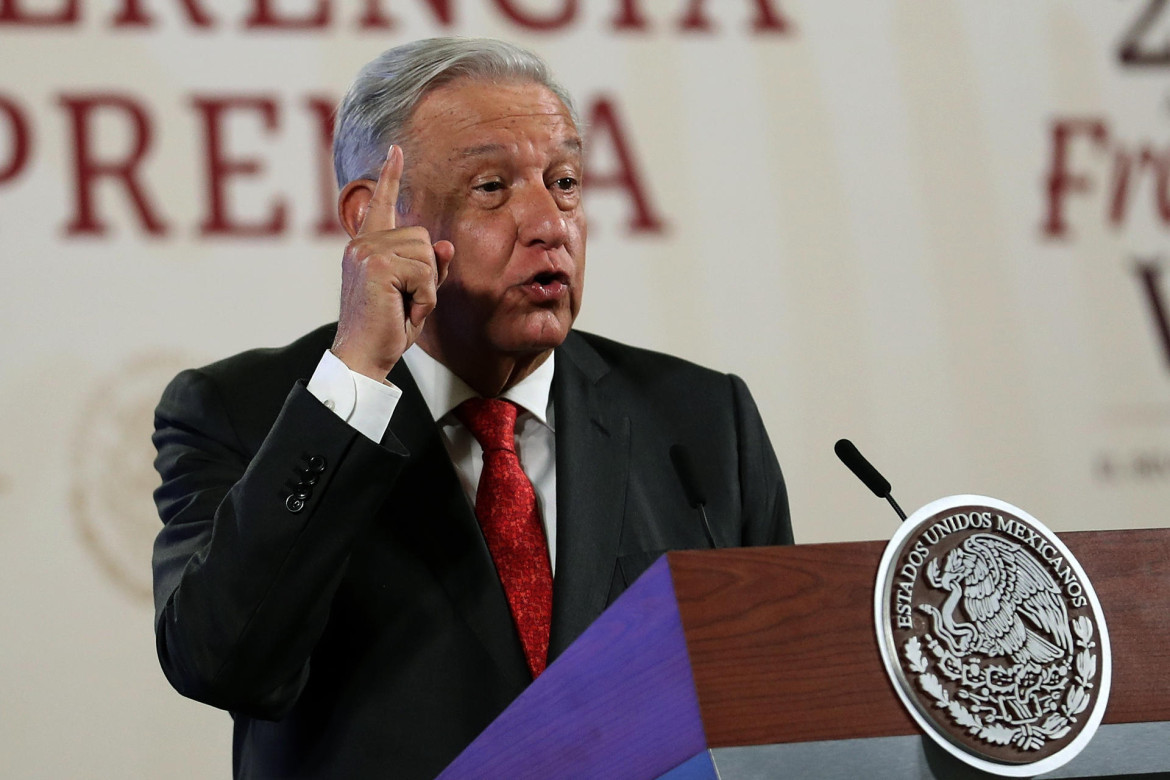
[306,346,558,572]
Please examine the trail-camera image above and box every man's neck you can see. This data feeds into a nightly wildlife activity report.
[416,339,553,398]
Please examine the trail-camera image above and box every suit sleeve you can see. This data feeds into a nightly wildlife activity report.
[151,368,407,719]
[729,374,794,546]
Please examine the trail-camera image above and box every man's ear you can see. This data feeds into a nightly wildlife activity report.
[338,178,376,238]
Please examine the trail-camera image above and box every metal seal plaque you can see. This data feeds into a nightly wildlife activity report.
[875,495,1111,776]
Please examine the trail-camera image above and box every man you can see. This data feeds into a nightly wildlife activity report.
[152,38,792,779]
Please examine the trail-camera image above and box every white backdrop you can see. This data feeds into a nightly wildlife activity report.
[2,1,1168,776]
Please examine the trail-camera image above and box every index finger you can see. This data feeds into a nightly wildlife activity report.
[359,144,403,234]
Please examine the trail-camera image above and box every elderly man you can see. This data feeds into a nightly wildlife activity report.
[152,38,792,779]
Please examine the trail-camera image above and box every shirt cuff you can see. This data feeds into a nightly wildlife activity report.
[306,350,401,442]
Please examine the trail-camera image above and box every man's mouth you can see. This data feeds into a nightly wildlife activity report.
[523,271,570,300]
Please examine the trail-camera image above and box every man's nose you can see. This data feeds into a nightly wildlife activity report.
[515,184,569,248]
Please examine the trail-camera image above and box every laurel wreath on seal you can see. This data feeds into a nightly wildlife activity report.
[903,616,1097,751]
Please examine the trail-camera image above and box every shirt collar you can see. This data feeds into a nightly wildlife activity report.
[401,344,555,428]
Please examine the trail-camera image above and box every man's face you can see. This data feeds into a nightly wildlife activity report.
[401,79,587,365]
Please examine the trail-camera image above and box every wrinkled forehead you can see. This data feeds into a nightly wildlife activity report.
[403,78,580,154]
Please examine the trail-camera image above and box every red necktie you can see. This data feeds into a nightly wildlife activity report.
[455,398,553,678]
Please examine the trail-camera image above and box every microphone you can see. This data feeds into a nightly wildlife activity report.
[670,444,718,548]
[834,439,907,521]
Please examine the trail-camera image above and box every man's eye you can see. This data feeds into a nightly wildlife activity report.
[553,177,579,191]
[476,181,504,193]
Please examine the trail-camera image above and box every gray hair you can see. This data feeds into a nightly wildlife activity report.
[333,37,577,187]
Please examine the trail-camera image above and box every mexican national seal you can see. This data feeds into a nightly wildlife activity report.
[875,495,1110,776]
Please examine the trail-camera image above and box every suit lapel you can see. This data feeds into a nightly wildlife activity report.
[548,333,631,659]
[383,362,530,683]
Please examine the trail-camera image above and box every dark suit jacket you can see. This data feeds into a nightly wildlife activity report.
[152,324,792,779]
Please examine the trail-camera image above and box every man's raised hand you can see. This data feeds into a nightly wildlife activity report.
[332,145,455,381]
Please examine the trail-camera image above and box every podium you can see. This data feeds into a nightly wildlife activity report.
[438,529,1170,779]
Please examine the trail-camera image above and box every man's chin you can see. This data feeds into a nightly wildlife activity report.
[494,315,573,355]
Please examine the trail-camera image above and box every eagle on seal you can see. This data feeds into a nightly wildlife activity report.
[919,533,1072,665]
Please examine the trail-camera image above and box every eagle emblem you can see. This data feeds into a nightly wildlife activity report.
[875,497,1110,777]
[920,534,1072,667]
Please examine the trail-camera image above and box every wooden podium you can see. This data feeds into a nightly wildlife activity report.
[438,530,1170,779]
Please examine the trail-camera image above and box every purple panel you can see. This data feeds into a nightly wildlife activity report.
[656,751,718,780]
[438,556,708,779]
